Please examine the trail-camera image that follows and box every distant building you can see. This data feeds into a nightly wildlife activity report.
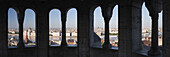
[72,32,77,36]
[66,32,71,36]
[11,31,16,34]
[49,31,61,36]
[96,32,102,36]
[23,28,36,42]
[8,30,16,34]
[110,31,118,34]
[31,31,36,36]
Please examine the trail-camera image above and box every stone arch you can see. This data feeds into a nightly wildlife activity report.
[109,5,119,48]
[158,11,163,47]
[93,6,104,47]
[90,4,101,47]
[143,0,162,55]
[23,8,36,47]
[92,4,119,48]
[138,3,153,54]
[66,8,78,46]
[49,9,62,46]
[8,8,19,48]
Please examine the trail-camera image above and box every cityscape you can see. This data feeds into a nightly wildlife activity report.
[8,28,78,48]
[8,7,163,49]
[8,28,163,48]
[2,0,166,57]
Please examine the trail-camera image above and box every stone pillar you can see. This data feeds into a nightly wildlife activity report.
[144,0,162,56]
[118,1,144,56]
[101,5,114,48]
[37,8,49,57]
[148,15,161,56]
[61,9,68,47]
[78,7,91,57]
[163,0,170,57]
[17,8,25,48]
[118,3,133,57]
[131,0,144,53]
[0,5,8,57]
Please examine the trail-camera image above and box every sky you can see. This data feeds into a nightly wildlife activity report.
[8,3,162,29]
[49,8,77,29]
[94,4,163,29]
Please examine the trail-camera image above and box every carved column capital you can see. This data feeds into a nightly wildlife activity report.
[101,4,115,22]
[17,8,25,25]
[61,9,68,23]
[144,0,162,20]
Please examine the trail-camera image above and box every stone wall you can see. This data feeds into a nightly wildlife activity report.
[0,0,167,57]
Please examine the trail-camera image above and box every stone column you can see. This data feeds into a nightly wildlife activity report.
[0,5,8,57]
[17,8,25,48]
[101,5,113,48]
[78,7,91,57]
[144,0,162,56]
[36,7,49,57]
[118,4,133,57]
[61,9,68,47]
[163,0,170,57]
[131,0,144,53]
[118,1,141,56]
[148,14,161,56]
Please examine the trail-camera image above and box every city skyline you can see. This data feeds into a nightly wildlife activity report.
[8,3,162,29]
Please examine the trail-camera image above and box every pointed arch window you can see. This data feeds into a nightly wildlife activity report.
[66,8,78,47]
[49,9,62,46]
[23,9,36,47]
[8,8,19,48]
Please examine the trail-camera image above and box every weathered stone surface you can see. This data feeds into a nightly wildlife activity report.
[163,0,170,57]
[0,0,167,57]
[92,32,101,47]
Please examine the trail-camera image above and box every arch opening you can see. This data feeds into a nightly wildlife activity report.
[49,9,62,46]
[66,8,78,47]
[93,5,119,49]
[109,5,118,49]
[94,6,105,46]
[141,3,163,50]
[8,8,19,48]
[23,9,36,47]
